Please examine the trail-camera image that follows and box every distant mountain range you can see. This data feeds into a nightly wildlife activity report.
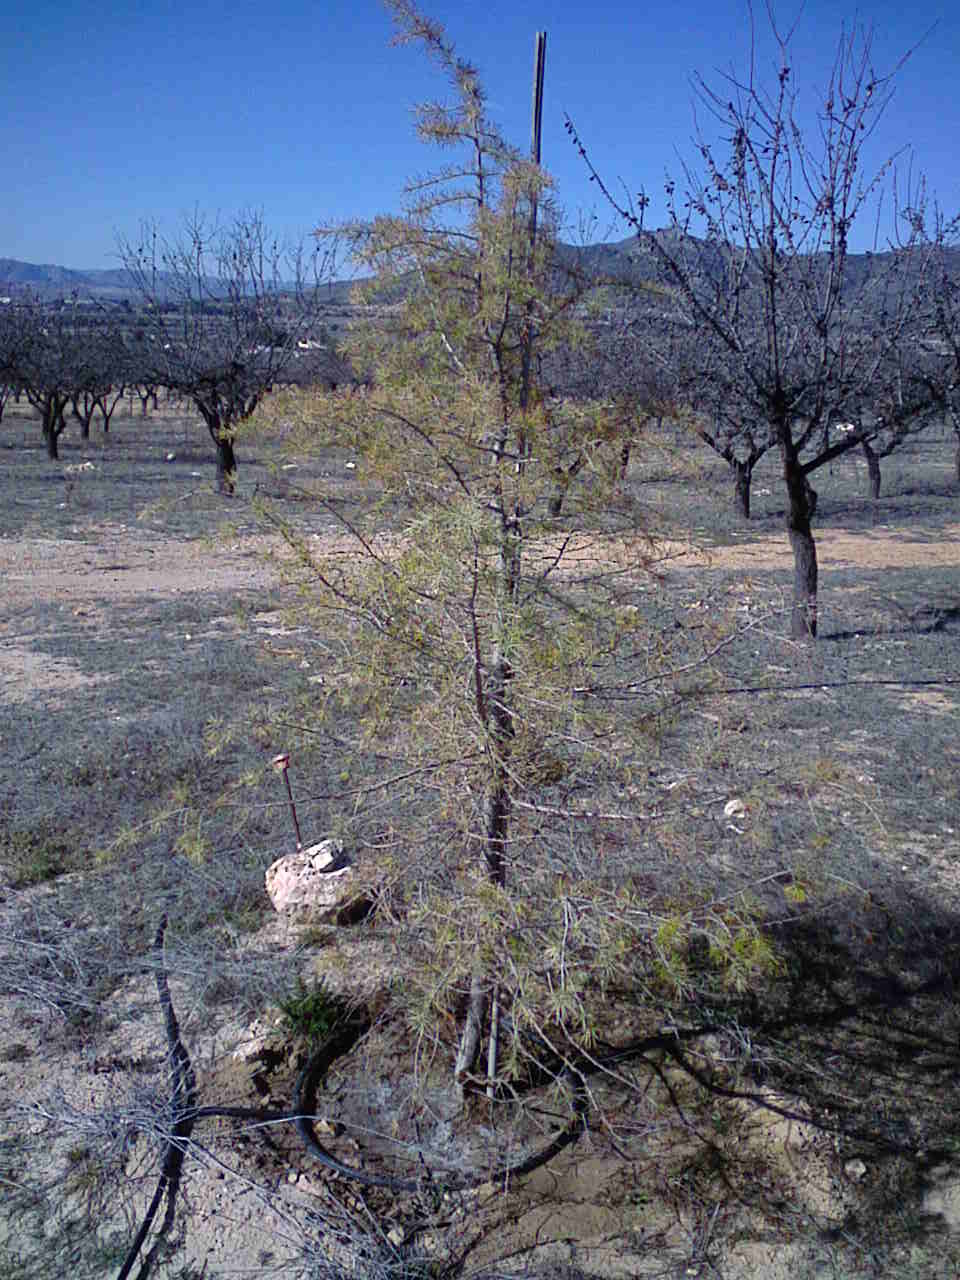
[4,234,958,309]
[0,236,755,308]
[0,258,358,305]
[0,236,721,303]
[0,259,143,302]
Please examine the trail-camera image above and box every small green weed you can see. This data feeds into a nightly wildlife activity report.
[220,903,266,937]
[1,825,78,888]
[296,923,337,949]
[276,975,347,1045]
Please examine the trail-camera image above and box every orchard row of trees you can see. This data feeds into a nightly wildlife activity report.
[8,7,960,1277]
[566,18,960,637]
[0,300,144,458]
[0,213,337,489]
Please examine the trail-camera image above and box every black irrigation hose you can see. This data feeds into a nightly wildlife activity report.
[116,915,198,1280]
[182,1043,590,1194]
[116,911,960,1279]
[116,919,591,1279]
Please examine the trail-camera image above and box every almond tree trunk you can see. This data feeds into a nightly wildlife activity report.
[42,396,67,460]
[95,388,124,435]
[862,439,881,499]
[215,433,237,496]
[72,392,97,441]
[44,420,60,459]
[781,438,818,639]
[732,457,753,518]
[200,407,238,495]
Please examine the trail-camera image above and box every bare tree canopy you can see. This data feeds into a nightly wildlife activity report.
[118,211,335,493]
[5,298,97,459]
[926,216,960,483]
[568,11,953,636]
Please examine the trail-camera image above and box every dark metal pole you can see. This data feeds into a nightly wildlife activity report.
[519,31,547,424]
[531,32,546,165]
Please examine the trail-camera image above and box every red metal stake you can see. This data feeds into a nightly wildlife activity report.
[272,753,303,851]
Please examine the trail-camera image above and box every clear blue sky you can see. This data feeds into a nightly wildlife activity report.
[3,0,957,269]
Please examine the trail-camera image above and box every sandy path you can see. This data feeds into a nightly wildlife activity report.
[4,521,959,705]
[4,521,960,614]
[0,526,280,609]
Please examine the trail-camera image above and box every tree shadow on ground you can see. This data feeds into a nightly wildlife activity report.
[422,881,960,1275]
[605,883,960,1261]
[753,889,960,1153]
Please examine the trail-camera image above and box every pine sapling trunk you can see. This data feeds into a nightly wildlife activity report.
[455,968,489,1097]
[455,516,518,1100]
[455,654,512,1099]
[549,456,584,517]
[482,740,510,889]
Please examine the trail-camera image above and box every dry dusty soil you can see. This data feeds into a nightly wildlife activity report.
[3,407,960,1279]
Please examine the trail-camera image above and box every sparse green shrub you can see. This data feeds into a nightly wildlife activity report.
[1,824,77,887]
[276,975,348,1045]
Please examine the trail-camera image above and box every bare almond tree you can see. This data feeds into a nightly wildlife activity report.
[0,300,19,423]
[925,218,960,484]
[119,212,334,493]
[8,297,93,459]
[568,13,949,636]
